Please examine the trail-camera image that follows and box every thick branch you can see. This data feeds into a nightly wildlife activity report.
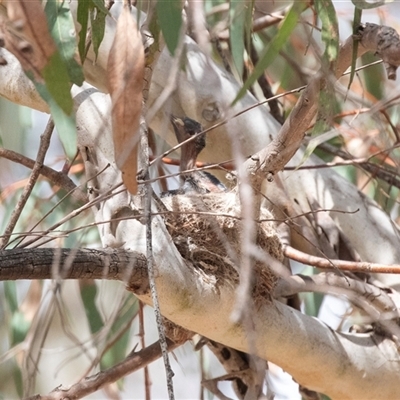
[1,244,400,399]
[0,248,149,294]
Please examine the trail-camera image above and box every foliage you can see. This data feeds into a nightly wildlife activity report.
[0,0,400,399]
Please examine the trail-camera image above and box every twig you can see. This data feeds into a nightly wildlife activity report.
[244,23,400,189]
[0,118,54,249]
[24,339,180,400]
[274,272,397,313]
[139,301,151,400]
[0,147,88,203]
[283,245,400,274]
[314,142,400,189]
[274,272,400,342]
[142,123,175,398]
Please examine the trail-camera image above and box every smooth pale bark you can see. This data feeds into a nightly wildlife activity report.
[1,8,400,398]
[1,8,399,265]
[70,89,400,399]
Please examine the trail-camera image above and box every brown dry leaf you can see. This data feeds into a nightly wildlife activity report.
[107,5,144,195]
[5,0,57,81]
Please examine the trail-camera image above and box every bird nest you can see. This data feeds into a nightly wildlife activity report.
[161,191,282,302]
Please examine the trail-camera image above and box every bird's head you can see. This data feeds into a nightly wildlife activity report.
[170,116,206,155]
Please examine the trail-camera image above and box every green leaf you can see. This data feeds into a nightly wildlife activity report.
[297,128,340,168]
[35,81,77,159]
[77,0,90,62]
[80,281,104,334]
[156,0,183,56]
[91,7,107,60]
[42,52,74,115]
[230,0,247,77]
[232,1,305,104]
[352,0,388,9]
[348,6,362,90]
[100,295,139,369]
[11,312,30,345]
[4,281,18,314]
[92,0,110,15]
[315,0,339,65]
[44,0,84,86]
[4,282,30,345]
[361,52,384,99]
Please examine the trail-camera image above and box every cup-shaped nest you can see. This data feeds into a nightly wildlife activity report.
[161,191,283,303]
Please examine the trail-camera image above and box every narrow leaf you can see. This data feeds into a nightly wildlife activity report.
[297,129,340,169]
[91,7,107,60]
[44,0,84,86]
[230,0,247,77]
[155,0,182,55]
[92,0,110,15]
[348,6,363,90]
[232,1,304,104]
[77,0,90,62]
[35,81,77,159]
[107,5,145,194]
[80,281,104,334]
[42,52,74,115]
[315,0,339,65]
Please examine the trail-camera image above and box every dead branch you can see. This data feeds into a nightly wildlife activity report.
[245,23,400,188]
[284,245,400,274]
[0,248,149,294]
[25,339,181,400]
[0,147,88,203]
[1,118,54,249]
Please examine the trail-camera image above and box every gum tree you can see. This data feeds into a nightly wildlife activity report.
[1,1,400,399]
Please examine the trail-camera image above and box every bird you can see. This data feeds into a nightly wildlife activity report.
[169,115,227,195]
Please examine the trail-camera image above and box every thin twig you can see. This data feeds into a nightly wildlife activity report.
[284,245,400,274]
[142,123,175,399]
[24,339,180,400]
[0,147,88,203]
[139,301,151,400]
[0,118,54,249]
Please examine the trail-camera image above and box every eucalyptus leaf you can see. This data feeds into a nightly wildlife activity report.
[91,7,107,60]
[230,0,246,77]
[296,129,340,169]
[42,52,74,115]
[315,0,339,64]
[44,0,84,85]
[35,81,77,159]
[156,0,183,56]
[77,0,90,62]
[92,0,110,15]
[348,6,363,91]
[232,1,305,104]
[80,281,104,334]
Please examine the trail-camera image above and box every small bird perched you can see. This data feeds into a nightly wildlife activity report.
[169,115,227,194]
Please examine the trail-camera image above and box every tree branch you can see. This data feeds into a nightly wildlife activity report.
[0,147,88,203]
[25,339,181,400]
[1,244,400,399]
[284,245,400,274]
[0,248,149,294]
[244,23,400,187]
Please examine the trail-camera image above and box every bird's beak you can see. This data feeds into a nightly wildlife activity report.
[170,115,186,144]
